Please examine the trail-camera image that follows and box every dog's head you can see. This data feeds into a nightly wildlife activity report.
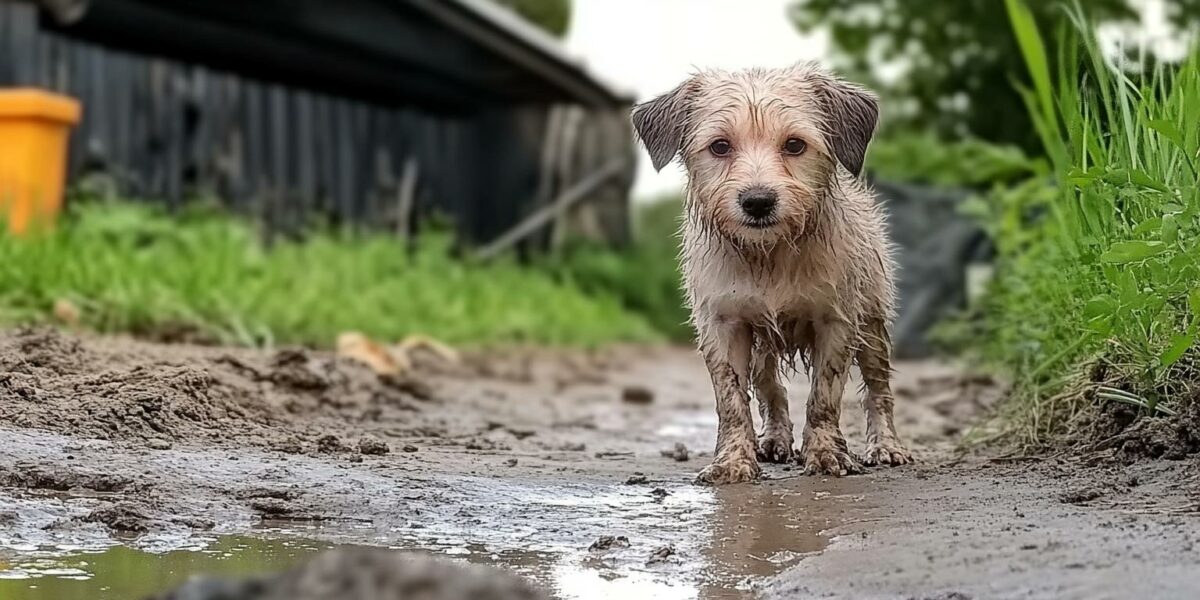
[632,64,878,244]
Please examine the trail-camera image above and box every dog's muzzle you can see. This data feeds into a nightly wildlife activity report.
[738,187,778,226]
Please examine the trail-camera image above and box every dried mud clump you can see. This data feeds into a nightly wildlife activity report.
[78,501,155,533]
[154,547,549,600]
[0,462,133,493]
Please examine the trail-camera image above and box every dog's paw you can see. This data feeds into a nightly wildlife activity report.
[799,428,862,477]
[695,456,761,485]
[861,439,912,467]
[757,429,795,464]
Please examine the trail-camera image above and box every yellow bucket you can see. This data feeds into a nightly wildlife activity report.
[0,89,82,235]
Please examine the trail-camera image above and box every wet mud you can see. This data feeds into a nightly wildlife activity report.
[0,328,1197,599]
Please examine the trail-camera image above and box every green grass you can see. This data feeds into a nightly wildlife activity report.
[547,197,692,341]
[970,1,1200,446]
[0,201,661,347]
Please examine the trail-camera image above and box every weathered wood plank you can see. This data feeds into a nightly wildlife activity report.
[476,159,628,261]
[0,10,633,245]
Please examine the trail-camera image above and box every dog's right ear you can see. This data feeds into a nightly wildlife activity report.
[631,79,696,172]
[812,74,879,177]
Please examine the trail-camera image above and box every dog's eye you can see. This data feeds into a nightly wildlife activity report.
[783,138,807,155]
[709,139,732,157]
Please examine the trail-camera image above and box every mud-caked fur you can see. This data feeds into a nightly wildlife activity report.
[632,63,912,484]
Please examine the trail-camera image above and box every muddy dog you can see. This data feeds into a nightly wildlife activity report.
[631,63,911,484]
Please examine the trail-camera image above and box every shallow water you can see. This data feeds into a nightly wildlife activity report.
[0,475,872,600]
[0,536,330,600]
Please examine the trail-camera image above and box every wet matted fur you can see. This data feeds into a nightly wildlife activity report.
[632,63,911,484]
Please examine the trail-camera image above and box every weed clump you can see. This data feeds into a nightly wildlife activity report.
[967,1,1200,452]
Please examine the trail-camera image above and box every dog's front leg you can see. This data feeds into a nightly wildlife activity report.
[695,320,760,485]
[800,322,862,476]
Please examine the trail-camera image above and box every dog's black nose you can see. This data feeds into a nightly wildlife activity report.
[738,188,778,220]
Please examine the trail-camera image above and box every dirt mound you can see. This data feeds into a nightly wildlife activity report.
[1086,386,1200,461]
[1110,400,1200,461]
[0,326,86,376]
[154,547,549,600]
[0,328,435,450]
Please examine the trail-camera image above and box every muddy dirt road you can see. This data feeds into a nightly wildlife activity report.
[0,328,1197,599]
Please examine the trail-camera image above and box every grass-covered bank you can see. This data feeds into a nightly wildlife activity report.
[0,201,663,347]
[962,1,1200,451]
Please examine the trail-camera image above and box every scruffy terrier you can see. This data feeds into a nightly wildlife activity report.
[632,63,911,484]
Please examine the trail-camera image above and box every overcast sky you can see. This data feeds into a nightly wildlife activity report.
[565,0,826,200]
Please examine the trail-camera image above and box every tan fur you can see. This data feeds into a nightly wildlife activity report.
[632,64,912,484]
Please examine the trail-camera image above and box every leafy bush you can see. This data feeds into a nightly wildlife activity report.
[971,0,1200,446]
[866,133,1045,188]
[0,201,659,347]
[492,0,571,37]
[790,0,1200,151]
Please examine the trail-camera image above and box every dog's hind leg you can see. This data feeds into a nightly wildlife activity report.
[753,352,794,463]
[695,321,760,485]
[856,317,912,466]
[799,321,862,476]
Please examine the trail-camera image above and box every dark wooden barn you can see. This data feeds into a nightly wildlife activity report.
[0,0,636,248]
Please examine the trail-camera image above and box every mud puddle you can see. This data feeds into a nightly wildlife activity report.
[4,329,1197,599]
[0,536,330,599]
[1,475,877,600]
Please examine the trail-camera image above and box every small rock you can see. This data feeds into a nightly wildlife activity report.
[625,474,648,485]
[402,444,419,453]
[646,544,677,565]
[348,454,364,464]
[380,374,437,402]
[271,440,305,455]
[504,458,518,467]
[250,498,293,516]
[81,501,152,533]
[558,442,586,452]
[589,535,631,552]
[506,428,537,440]
[358,436,390,456]
[1058,487,1105,505]
[660,442,689,462]
[317,435,349,454]
[650,488,670,499]
[172,516,216,530]
[146,439,173,451]
[621,386,654,405]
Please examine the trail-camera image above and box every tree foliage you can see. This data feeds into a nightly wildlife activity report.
[493,0,572,38]
[790,0,1198,149]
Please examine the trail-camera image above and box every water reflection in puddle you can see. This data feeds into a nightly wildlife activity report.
[0,536,331,599]
[0,476,873,599]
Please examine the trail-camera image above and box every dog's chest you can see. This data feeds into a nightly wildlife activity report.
[688,252,840,323]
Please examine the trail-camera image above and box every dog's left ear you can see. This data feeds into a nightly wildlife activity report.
[813,75,879,177]
[631,78,697,172]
